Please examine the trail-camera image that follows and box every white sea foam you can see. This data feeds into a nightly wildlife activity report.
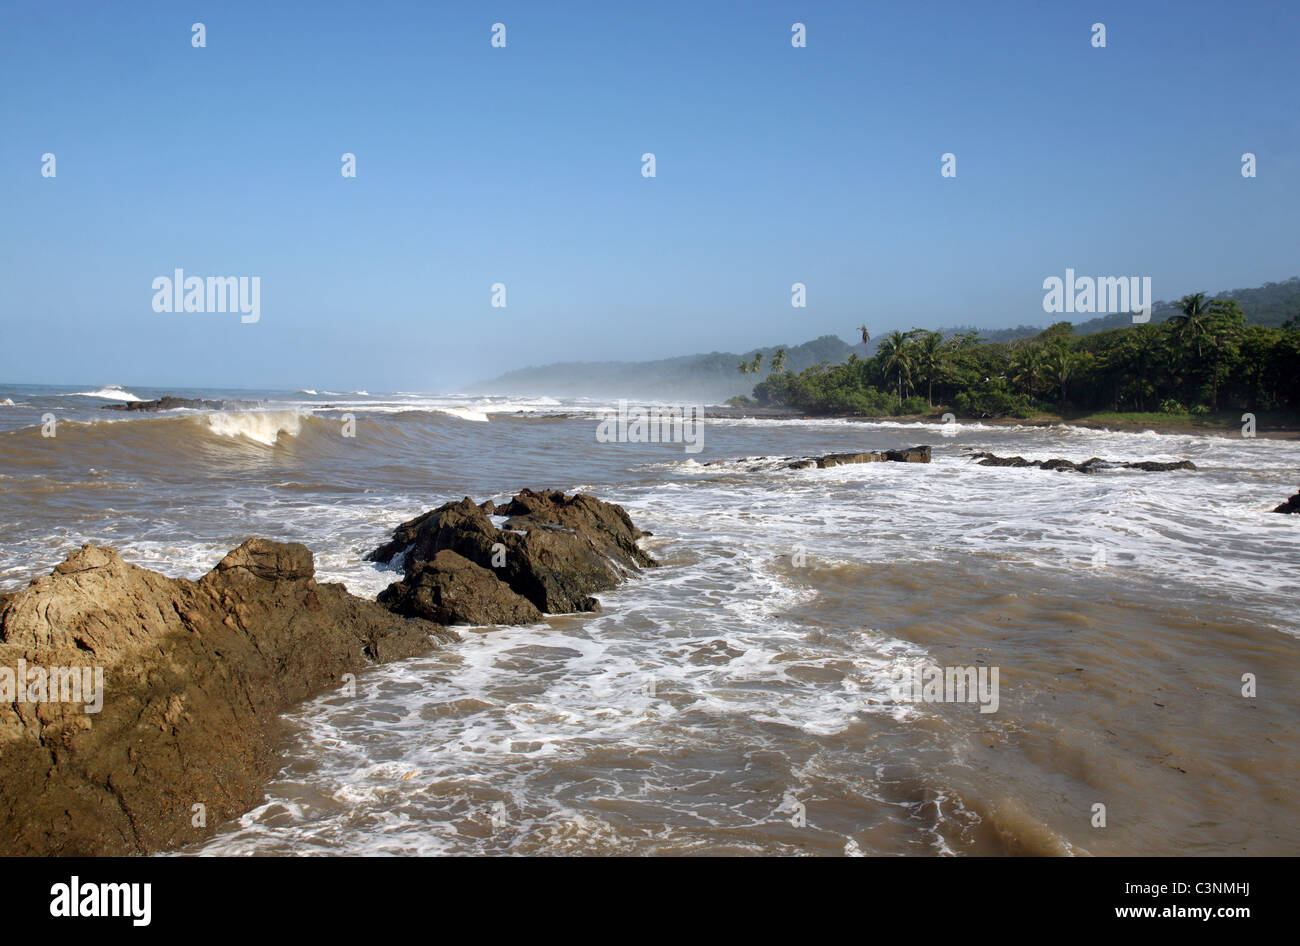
[265,393,568,419]
[186,467,957,855]
[203,410,308,445]
[62,385,143,402]
[433,407,490,423]
[10,404,1288,855]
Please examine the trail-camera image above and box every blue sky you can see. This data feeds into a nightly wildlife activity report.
[1,0,1297,390]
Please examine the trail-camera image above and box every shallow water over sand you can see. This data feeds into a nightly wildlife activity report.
[2,385,1296,855]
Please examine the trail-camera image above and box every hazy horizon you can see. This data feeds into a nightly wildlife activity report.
[3,0,1297,391]
[5,265,1294,397]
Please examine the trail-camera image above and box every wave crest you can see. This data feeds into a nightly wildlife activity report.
[204,410,308,445]
[433,407,490,423]
[61,386,143,402]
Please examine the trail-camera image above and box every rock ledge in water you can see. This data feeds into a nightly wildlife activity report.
[967,452,1197,473]
[0,539,453,856]
[102,396,263,412]
[370,489,656,626]
[787,445,932,469]
[1274,491,1300,514]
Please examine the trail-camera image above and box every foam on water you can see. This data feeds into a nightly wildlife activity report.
[269,393,567,419]
[188,527,934,855]
[2,390,1295,854]
[432,406,490,423]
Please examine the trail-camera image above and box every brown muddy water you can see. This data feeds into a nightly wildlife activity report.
[1,385,1296,855]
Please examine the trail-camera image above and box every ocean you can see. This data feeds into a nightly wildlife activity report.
[1,383,1297,855]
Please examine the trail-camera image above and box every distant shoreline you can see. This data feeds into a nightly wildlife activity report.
[705,406,1300,440]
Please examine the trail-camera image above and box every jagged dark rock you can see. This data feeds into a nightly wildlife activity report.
[1274,491,1300,514]
[102,396,262,412]
[1124,460,1199,472]
[370,489,656,625]
[0,539,454,856]
[787,445,932,469]
[967,452,1197,473]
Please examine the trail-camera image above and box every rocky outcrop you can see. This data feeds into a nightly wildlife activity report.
[102,397,262,412]
[1274,491,1300,514]
[788,445,931,469]
[370,489,656,626]
[379,549,543,626]
[0,539,454,857]
[967,452,1197,473]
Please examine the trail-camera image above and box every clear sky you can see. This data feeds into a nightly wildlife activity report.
[1,0,1297,391]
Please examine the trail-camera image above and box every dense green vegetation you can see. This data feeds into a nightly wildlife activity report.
[474,275,1300,406]
[737,294,1300,419]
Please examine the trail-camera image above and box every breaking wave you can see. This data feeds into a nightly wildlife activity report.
[204,410,308,445]
[60,385,143,402]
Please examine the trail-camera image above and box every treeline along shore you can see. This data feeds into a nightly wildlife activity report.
[731,294,1300,426]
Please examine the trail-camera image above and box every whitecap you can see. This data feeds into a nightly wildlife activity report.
[61,385,143,402]
[203,410,309,445]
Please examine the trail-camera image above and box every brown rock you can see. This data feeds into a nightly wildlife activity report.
[378,549,543,626]
[370,489,656,624]
[0,539,454,856]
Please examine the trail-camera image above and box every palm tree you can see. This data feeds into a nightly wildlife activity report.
[1170,294,1244,411]
[1043,343,1081,407]
[1110,327,1161,411]
[858,324,870,345]
[913,331,945,406]
[737,359,751,375]
[1202,300,1246,412]
[1009,345,1045,398]
[877,330,915,405]
[751,352,763,374]
[769,347,787,374]
[1169,292,1213,358]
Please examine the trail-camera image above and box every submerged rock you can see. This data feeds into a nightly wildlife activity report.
[0,539,454,856]
[1274,491,1300,514]
[788,445,932,469]
[967,452,1196,473]
[370,489,657,625]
